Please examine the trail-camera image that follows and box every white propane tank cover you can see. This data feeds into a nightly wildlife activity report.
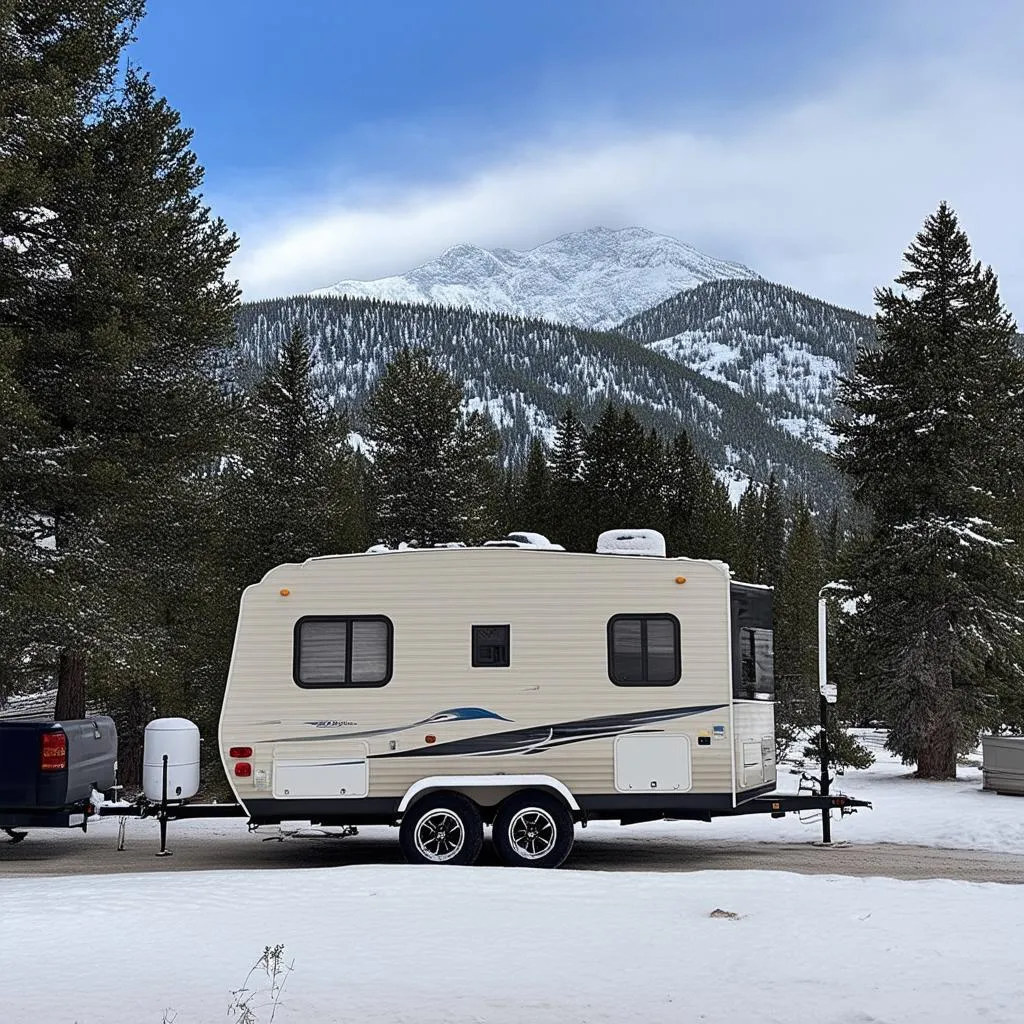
[596,528,667,557]
[143,717,201,802]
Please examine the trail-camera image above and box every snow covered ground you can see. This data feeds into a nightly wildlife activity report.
[2,730,1022,1022]
[2,865,1022,1024]
[582,729,1024,856]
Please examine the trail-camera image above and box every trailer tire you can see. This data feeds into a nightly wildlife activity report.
[492,791,574,869]
[399,793,483,866]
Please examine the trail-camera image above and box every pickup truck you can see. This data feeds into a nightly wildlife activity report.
[0,717,117,838]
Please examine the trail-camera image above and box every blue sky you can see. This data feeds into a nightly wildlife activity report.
[130,1,1023,315]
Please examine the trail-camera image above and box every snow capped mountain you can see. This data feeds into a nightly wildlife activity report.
[314,226,759,330]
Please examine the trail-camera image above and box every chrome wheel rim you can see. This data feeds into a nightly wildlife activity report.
[508,807,557,860]
[413,809,465,862]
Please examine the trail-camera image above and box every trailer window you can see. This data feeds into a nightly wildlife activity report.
[294,616,392,687]
[472,624,510,667]
[607,615,680,686]
[738,627,774,699]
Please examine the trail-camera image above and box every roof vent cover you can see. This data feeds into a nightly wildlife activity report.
[483,532,564,550]
[596,529,667,557]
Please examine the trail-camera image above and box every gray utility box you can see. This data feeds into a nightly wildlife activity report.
[981,735,1024,796]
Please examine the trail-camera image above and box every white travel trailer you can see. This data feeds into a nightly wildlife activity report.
[218,530,780,867]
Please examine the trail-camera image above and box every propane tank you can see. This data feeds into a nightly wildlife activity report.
[143,718,200,802]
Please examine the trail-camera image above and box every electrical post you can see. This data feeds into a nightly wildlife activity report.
[817,588,839,845]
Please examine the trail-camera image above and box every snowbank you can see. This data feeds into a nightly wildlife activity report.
[1,866,1020,1023]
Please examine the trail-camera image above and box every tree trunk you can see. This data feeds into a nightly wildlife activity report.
[912,639,959,780]
[54,648,87,720]
[916,677,959,780]
[915,733,957,779]
[117,684,150,791]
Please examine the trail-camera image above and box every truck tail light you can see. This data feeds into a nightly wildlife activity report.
[228,746,252,758]
[234,762,252,778]
[41,730,67,771]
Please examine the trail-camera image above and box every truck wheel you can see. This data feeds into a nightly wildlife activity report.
[399,793,483,866]
[492,791,574,868]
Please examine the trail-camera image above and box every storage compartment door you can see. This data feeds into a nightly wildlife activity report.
[614,735,691,793]
[741,741,764,788]
[272,758,368,799]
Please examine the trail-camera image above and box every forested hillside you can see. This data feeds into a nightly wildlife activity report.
[235,295,844,500]
[616,279,875,449]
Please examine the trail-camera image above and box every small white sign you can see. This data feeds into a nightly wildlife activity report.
[820,682,838,704]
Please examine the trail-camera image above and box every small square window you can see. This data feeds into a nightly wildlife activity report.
[473,624,510,667]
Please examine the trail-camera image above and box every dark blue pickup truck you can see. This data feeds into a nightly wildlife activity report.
[0,717,118,836]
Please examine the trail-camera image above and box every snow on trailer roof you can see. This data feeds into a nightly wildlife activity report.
[361,533,566,553]
[291,530,733,571]
[364,529,667,555]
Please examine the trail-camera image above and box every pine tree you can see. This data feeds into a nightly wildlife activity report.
[517,436,553,537]
[362,348,499,546]
[451,409,503,544]
[773,504,826,753]
[759,473,785,585]
[2,36,239,723]
[663,431,700,557]
[225,326,362,578]
[822,506,842,576]
[0,1,145,706]
[548,405,588,550]
[733,484,764,581]
[834,203,1024,778]
[581,405,663,549]
[689,460,736,562]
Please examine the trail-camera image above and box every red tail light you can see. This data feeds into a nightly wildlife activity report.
[41,731,67,772]
[234,762,252,777]
[229,746,253,758]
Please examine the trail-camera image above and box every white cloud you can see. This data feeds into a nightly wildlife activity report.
[230,1,1024,319]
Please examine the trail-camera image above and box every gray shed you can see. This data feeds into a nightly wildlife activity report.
[981,735,1024,796]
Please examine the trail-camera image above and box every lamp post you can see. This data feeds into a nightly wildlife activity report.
[817,581,847,844]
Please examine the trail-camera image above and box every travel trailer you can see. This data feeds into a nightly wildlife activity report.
[218,529,782,867]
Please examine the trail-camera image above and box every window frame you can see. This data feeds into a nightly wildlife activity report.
[737,625,774,700]
[607,613,682,687]
[293,615,394,689]
[471,624,511,668]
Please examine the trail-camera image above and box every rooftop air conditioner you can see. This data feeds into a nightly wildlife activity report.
[596,529,666,557]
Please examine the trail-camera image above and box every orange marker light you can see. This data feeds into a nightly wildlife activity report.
[425,735,436,744]
[675,576,687,585]
[279,588,290,597]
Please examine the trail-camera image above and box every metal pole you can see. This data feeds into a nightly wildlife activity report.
[817,596,831,844]
[156,753,172,857]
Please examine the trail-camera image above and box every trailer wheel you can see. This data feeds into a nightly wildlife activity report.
[399,793,484,866]
[492,791,574,869]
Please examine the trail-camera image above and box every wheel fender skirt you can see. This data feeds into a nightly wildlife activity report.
[397,775,580,813]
